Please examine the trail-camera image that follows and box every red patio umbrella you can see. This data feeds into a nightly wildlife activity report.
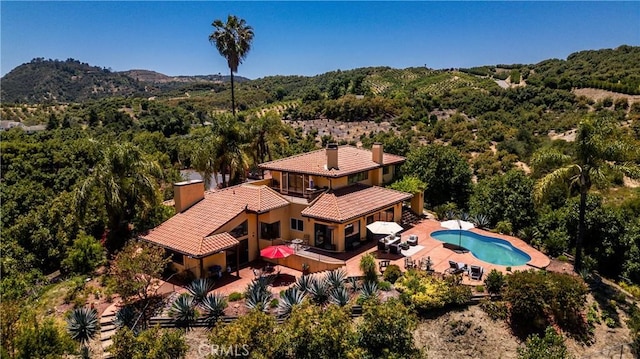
[260,245,295,259]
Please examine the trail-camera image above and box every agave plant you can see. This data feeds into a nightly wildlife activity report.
[308,276,331,306]
[67,307,99,345]
[278,287,306,317]
[295,274,314,294]
[200,292,227,325]
[186,278,215,304]
[169,293,198,329]
[329,286,351,307]
[459,212,472,222]
[359,281,379,302]
[472,214,491,229]
[347,276,360,293]
[245,284,272,312]
[444,210,458,220]
[114,305,137,330]
[326,269,346,290]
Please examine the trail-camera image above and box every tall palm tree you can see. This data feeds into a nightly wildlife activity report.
[67,307,99,356]
[76,142,163,250]
[209,15,254,117]
[532,116,640,272]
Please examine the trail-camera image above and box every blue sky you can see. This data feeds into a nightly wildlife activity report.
[2,2,639,79]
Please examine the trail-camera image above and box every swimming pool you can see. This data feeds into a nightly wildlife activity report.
[431,230,531,266]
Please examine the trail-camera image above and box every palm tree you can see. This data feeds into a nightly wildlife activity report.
[211,114,249,187]
[189,134,220,190]
[247,112,291,173]
[76,142,163,250]
[209,15,254,117]
[532,116,640,272]
[67,307,99,356]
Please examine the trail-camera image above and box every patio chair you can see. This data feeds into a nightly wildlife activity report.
[379,260,390,273]
[469,265,484,280]
[407,234,418,246]
[404,257,415,269]
[446,260,467,275]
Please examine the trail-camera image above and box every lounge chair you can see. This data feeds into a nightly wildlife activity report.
[407,234,418,246]
[446,260,467,275]
[469,265,484,280]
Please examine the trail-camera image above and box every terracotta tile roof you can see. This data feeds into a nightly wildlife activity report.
[200,233,240,255]
[301,184,412,223]
[258,146,405,177]
[141,184,289,257]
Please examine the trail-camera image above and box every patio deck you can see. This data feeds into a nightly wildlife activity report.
[344,219,550,285]
[156,219,550,296]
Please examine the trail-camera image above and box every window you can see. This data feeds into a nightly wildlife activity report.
[288,173,304,193]
[290,218,304,231]
[383,166,391,175]
[260,221,280,240]
[229,220,248,238]
[167,250,184,265]
[344,221,359,236]
[348,171,369,184]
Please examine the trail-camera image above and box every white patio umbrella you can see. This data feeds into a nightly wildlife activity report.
[366,221,403,235]
[441,219,475,248]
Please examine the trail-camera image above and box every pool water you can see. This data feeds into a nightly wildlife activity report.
[431,230,531,266]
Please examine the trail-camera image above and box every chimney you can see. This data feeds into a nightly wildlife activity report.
[326,143,339,170]
[174,180,205,213]
[372,142,384,164]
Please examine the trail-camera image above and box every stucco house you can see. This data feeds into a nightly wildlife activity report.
[141,143,423,278]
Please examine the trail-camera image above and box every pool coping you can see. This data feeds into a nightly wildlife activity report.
[392,220,550,278]
[430,229,533,267]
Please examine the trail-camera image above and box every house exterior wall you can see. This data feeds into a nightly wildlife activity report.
[382,165,395,184]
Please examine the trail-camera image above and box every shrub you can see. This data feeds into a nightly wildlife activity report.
[228,292,243,302]
[395,270,470,311]
[378,281,392,291]
[484,269,505,296]
[544,229,569,257]
[61,233,106,275]
[383,264,402,283]
[517,327,570,359]
[357,299,418,358]
[475,285,485,293]
[557,255,569,262]
[359,254,378,283]
[269,299,279,309]
[495,220,513,235]
[505,270,588,335]
[479,299,508,320]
